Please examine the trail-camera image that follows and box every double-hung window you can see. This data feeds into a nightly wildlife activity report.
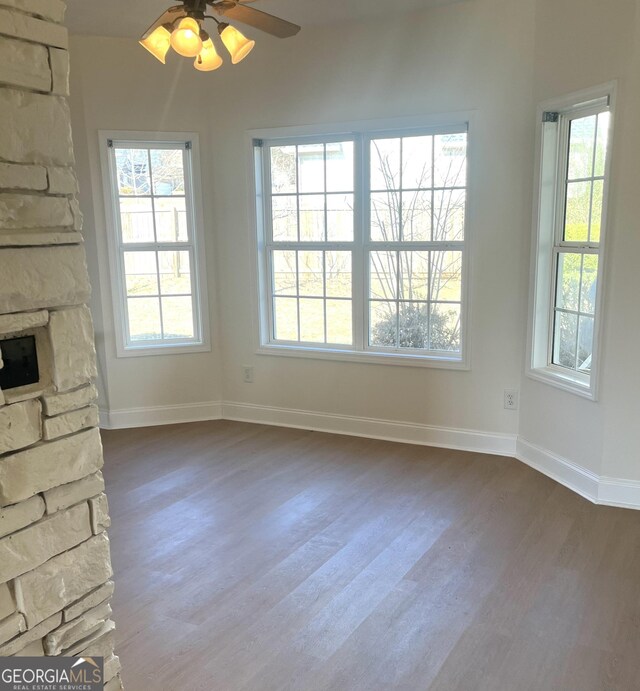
[529,88,614,397]
[254,122,468,366]
[102,134,209,356]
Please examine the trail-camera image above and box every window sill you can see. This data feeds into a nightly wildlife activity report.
[526,365,596,400]
[256,344,469,370]
[116,341,211,358]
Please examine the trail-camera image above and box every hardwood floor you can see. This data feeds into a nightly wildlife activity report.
[102,421,640,690]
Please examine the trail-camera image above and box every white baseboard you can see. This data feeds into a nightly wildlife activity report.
[515,438,600,502]
[99,401,222,430]
[100,399,516,454]
[517,438,640,510]
[221,401,517,456]
[596,477,640,510]
[98,401,640,509]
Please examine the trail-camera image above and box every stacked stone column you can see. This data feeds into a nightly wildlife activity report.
[0,2,121,688]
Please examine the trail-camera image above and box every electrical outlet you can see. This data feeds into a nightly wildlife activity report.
[504,389,519,410]
[242,366,254,384]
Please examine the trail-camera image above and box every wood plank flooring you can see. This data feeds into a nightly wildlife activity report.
[101,421,640,690]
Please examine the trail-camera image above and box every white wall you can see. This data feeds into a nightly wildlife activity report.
[601,0,640,483]
[70,0,640,495]
[69,40,223,415]
[519,0,640,484]
[71,0,535,437]
[212,0,535,438]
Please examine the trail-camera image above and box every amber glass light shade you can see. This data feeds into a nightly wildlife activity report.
[139,25,171,64]
[170,17,203,57]
[194,38,223,71]
[219,24,255,64]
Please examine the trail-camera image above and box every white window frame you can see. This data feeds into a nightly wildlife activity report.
[527,84,615,399]
[249,115,472,369]
[99,131,211,358]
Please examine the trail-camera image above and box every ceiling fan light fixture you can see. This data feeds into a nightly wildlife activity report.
[170,17,203,57]
[139,2,299,73]
[194,38,223,71]
[139,25,172,64]
[218,23,255,64]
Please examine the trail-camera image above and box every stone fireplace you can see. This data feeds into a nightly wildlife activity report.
[0,1,121,688]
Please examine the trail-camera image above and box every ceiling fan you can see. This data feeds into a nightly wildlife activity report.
[140,0,301,71]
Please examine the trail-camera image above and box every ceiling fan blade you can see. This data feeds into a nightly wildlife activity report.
[212,3,301,38]
[140,5,186,39]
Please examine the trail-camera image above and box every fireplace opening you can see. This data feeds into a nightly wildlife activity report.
[0,334,40,390]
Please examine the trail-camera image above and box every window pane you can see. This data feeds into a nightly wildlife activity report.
[272,250,297,295]
[274,297,298,340]
[578,315,594,371]
[272,195,297,241]
[128,297,161,341]
[115,149,150,196]
[161,296,194,339]
[580,254,599,314]
[326,300,352,344]
[433,189,465,241]
[271,146,296,194]
[299,194,325,241]
[400,251,429,301]
[158,251,191,295]
[431,251,462,302]
[370,192,400,241]
[402,135,433,190]
[553,311,578,369]
[113,141,204,351]
[589,179,603,243]
[298,251,323,296]
[594,112,610,177]
[371,138,401,191]
[564,181,590,242]
[124,251,158,296]
[531,102,610,384]
[155,197,188,243]
[119,197,154,243]
[263,130,466,358]
[327,193,354,241]
[370,301,397,347]
[399,302,429,349]
[434,133,467,188]
[150,149,185,195]
[430,303,461,351]
[556,252,581,312]
[567,115,596,181]
[401,190,431,241]
[370,251,398,300]
[299,298,324,342]
[326,141,354,192]
[325,251,351,298]
[298,144,325,193]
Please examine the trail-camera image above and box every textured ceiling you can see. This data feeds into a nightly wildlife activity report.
[65,0,463,38]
